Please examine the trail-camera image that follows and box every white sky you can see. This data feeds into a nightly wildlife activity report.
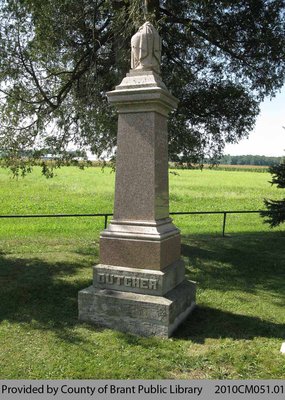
[224,85,285,156]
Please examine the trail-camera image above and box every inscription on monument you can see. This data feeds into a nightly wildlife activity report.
[97,273,158,290]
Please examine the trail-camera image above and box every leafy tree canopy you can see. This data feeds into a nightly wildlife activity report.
[0,0,284,175]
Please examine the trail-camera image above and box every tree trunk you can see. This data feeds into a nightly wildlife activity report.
[145,0,160,22]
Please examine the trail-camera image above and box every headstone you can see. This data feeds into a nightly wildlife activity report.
[78,22,196,337]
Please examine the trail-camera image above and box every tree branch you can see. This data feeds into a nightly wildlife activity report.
[16,32,57,109]
[159,6,253,67]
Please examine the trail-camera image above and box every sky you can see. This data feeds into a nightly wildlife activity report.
[224,85,285,157]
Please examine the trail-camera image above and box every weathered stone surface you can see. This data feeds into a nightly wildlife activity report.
[78,280,196,338]
[93,260,185,296]
[105,107,174,221]
[101,218,179,240]
[117,70,167,91]
[107,80,178,116]
[131,22,161,74]
[99,233,181,270]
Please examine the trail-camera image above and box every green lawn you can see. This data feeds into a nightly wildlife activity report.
[0,166,283,238]
[0,167,284,379]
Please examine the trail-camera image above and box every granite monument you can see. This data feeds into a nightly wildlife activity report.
[78,22,196,337]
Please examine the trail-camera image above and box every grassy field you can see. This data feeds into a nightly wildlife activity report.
[171,163,270,173]
[0,166,284,379]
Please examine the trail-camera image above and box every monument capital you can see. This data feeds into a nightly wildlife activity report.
[107,23,177,116]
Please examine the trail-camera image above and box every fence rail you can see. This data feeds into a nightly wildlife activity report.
[170,210,262,236]
[0,210,264,236]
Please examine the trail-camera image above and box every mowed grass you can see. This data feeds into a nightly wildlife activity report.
[0,166,284,379]
[0,166,283,239]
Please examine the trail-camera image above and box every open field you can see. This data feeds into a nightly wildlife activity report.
[0,167,284,379]
[0,166,283,238]
[209,164,269,173]
[171,163,271,173]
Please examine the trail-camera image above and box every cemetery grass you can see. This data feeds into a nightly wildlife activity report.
[0,167,284,379]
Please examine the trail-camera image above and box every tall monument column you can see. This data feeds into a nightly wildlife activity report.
[78,22,196,337]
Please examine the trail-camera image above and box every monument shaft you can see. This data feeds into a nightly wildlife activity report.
[114,111,169,221]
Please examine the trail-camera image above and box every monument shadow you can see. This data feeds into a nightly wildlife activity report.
[181,230,285,297]
[0,252,96,343]
[0,230,283,343]
[175,230,285,342]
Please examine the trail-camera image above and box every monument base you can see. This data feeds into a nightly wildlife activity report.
[78,280,196,337]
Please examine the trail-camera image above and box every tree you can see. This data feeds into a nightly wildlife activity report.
[219,154,284,166]
[0,0,285,175]
[261,161,285,227]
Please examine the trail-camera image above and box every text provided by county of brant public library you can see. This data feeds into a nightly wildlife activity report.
[0,381,285,399]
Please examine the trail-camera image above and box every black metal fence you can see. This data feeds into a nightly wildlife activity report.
[170,210,263,236]
[0,210,263,237]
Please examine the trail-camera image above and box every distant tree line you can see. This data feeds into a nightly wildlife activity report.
[219,154,284,166]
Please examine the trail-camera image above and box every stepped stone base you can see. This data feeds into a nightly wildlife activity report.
[78,279,196,337]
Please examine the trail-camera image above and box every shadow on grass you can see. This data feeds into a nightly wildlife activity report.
[0,253,94,343]
[174,305,285,343]
[115,301,285,347]
[182,231,285,298]
[175,230,285,342]
[0,230,284,343]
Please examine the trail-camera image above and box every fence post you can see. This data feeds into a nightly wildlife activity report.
[104,215,108,229]
[222,212,227,237]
